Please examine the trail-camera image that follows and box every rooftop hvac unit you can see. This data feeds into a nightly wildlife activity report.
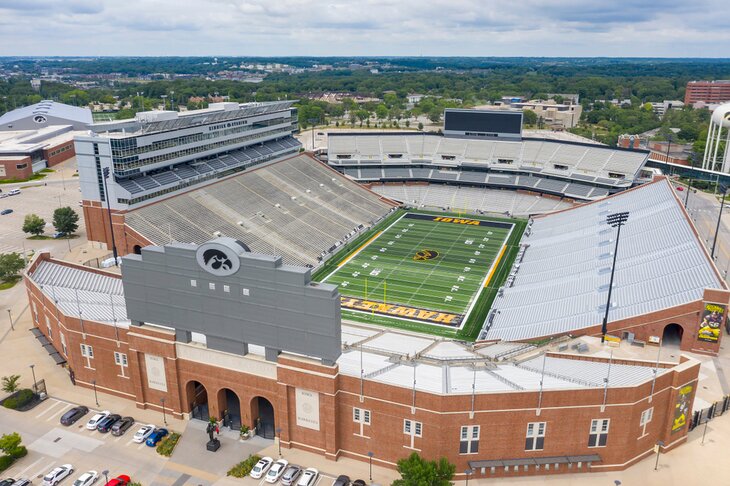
[213,231,222,237]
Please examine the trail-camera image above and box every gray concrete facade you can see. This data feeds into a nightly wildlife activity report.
[121,237,342,364]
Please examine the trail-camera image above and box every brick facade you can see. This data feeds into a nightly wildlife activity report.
[0,156,32,180]
[24,254,701,478]
[43,140,76,167]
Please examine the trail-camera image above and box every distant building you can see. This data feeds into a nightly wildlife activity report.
[0,125,80,180]
[503,100,582,129]
[30,78,41,91]
[618,132,692,166]
[650,100,684,117]
[685,80,730,105]
[407,94,425,104]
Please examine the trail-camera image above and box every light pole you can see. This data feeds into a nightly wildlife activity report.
[684,178,692,208]
[711,186,727,260]
[464,468,472,486]
[601,212,630,343]
[7,309,13,331]
[276,427,283,457]
[102,470,109,485]
[367,451,374,482]
[654,440,664,470]
[101,167,119,266]
[29,364,37,394]
[161,397,168,425]
[92,379,99,406]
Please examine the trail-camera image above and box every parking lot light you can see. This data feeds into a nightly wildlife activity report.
[29,364,37,394]
[7,309,14,331]
[92,379,99,406]
[276,427,283,457]
[102,470,109,485]
[367,451,374,482]
[161,397,168,425]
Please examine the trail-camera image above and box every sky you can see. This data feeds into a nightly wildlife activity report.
[0,0,728,57]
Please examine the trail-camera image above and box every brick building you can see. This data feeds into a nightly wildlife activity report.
[685,80,730,106]
[0,125,81,180]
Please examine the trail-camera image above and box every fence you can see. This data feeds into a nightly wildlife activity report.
[82,253,113,269]
[689,395,730,431]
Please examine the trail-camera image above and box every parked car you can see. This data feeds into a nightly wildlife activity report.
[111,416,135,436]
[333,476,350,486]
[0,209,12,215]
[265,459,289,484]
[132,424,155,443]
[676,186,684,191]
[52,232,66,239]
[0,479,15,486]
[96,414,122,433]
[42,465,74,486]
[13,480,32,486]
[145,428,168,447]
[8,189,20,196]
[250,457,273,479]
[296,468,318,486]
[85,411,110,430]
[352,480,366,486]
[280,465,302,486]
[72,471,98,486]
[103,476,130,486]
[60,406,89,426]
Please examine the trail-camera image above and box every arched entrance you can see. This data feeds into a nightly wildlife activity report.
[186,380,209,421]
[217,388,241,430]
[662,323,684,347]
[133,245,142,255]
[251,396,275,439]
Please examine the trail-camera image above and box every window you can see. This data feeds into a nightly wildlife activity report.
[242,288,250,296]
[223,285,230,293]
[588,419,610,447]
[16,163,28,170]
[553,164,569,170]
[80,344,94,358]
[525,422,545,451]
[640,408,654,436]
[208,282,215,290]
[459,425,480,454]
[114,351,128,377]
[60,332,67,356]
[404,419,422,449]
[190,279,197,287]
[353,407,371,436]
[45,315,52,339]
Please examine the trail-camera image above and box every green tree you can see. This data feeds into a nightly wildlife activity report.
[22,214,45,237]
[418,122,424,130]
[392,452,455,486]
[376,104,389,120]
[52,207,79,235]
[1,375,21,393]
[355,110,369,127]
[522,109,538,126]
[405,120,410,128]
[0,253,24,281]
[0,432,25,458]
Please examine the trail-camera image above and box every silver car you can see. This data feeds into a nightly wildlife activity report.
[280,465,302,486]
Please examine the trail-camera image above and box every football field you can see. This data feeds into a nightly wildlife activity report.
[320,212,514,329]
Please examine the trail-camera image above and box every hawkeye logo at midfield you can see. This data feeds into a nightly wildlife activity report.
[341,297,462,326]
[433,216,481,225]
[413,249,439,261]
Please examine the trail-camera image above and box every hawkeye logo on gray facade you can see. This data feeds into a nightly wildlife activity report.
[196,242,241,276]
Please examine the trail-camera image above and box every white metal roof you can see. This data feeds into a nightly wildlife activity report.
[0,100,92,127]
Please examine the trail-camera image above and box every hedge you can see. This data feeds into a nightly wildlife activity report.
[2,389,34,410]
[0,455,14,472]
[156,433,180,457]
[227,455,261,478]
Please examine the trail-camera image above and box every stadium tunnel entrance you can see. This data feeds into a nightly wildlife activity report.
[252,396,275,439]
[662,323,684,347]
[218,388,241,430]
[186,380,209,421]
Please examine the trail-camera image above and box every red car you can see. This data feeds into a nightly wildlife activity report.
[676,186,684,191]
[104,476,130,486]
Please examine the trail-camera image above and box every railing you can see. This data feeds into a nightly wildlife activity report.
[689,395,730,431]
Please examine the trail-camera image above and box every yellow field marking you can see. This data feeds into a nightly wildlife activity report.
[484,244,508,288]
[337,231,383,267]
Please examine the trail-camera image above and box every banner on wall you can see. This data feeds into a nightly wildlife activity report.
[672,385,693,432]
[697,303,725,343]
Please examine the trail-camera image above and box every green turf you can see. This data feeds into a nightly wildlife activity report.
[320,211,512,329]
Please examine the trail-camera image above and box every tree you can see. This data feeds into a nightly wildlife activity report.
[522,109,538,126]
[418,122,424,130]
[52,207,79,235]
[392,452,455,486]
[0,253,24,281]
[405,120,410,128]
[22,214,45,237]
[0,432,25,458]
[1,375,21,394]
[376,104,389,120]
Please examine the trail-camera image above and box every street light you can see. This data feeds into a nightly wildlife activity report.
[29,364,37,394]
[101,167,119,266]
[464,468,472,486]
[101,470,109,485]
[367,451,374,482]
[654,440,665,470]
[161,397,168,425]
[7,309,13,331]
[711,185,727,260]
[684,178,692,208]
[91,379,99,406]
[601,212,630,343]
[276,427,283,457]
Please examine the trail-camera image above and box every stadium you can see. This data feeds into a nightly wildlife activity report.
[22,107,728,478]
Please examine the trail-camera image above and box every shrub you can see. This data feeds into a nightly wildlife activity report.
[1,375,21,393]
[227,454,261,478]
[0,455,13,472]
[156,432,180,457]
[2,389,34,410]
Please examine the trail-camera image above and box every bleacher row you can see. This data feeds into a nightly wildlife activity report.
[117,137,301,195]
[124,154,395,267]
[339,167,609,200]
[328,134,648,188]
[370,184,574,216]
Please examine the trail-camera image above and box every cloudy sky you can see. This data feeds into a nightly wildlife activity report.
[0,0,727,57]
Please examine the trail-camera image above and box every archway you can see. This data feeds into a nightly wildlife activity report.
[186,380,209,421]
[662,323,684,347]
[132,245,142,255]
[251,396,275,439]
[217,388,241,430]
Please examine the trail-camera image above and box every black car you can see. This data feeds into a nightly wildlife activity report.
[332,476,350,486]
[352,480,366,486]
[110,416,135,436]
[0,479,16,486]
[96,414,122,433]
[60,406,89,426]
[0,209,12,215]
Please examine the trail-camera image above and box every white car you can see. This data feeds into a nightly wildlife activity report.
[265,459,289,484]
[250,456,273,479]
[43,464,74,486]
[73,471,99,486]
[296,468,319,486]
[132,424,156,443]
[85,411,110,430]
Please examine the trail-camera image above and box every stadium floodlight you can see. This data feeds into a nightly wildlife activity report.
[102,167,119,266]
[601,211,630,343]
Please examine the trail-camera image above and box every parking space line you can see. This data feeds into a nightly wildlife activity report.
[35,400,66,419]
[32,460,56,479]
[14,457,43,477]
[137,443,146,450]
[47,404,72,422]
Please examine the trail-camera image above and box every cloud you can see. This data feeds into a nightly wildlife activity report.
[0,0,727,56]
